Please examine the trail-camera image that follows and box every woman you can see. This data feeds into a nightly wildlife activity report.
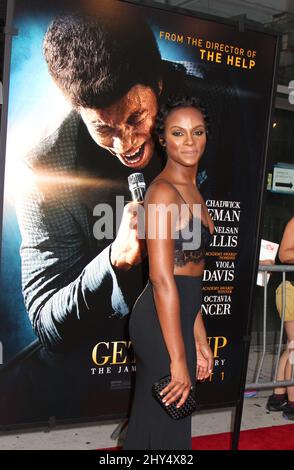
[123,96,214,450]
[266,217,294,420]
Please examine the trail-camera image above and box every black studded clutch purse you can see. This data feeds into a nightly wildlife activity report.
[151,374,196,420]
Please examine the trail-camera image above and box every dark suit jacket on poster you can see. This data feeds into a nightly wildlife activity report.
[17,110,145,350]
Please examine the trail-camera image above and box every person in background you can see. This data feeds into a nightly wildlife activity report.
[266,216,294,420]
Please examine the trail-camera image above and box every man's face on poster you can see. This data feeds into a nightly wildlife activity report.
[80,83,161,169]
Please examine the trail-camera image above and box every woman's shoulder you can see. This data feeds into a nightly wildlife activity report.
[145,178,179,205]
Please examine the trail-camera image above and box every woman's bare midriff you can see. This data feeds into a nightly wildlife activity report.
[173,258,205,277]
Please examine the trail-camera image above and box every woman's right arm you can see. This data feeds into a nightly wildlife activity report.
[279,217,294,264]
[145,181,192,408]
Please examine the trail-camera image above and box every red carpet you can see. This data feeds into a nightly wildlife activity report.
[100,424,294,451]
[192,424,294,450]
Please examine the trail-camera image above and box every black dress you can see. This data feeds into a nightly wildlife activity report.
[123,275,202,450]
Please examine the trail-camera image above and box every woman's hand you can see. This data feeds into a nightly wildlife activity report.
[196,341,214,381]
[159,358,192,409]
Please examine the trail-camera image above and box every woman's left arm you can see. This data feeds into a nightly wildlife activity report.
[193,311,214,381]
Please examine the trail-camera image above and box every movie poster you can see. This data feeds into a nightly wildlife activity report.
[0,0,278,426]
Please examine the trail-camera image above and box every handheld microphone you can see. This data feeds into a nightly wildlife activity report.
[128,173,146,202]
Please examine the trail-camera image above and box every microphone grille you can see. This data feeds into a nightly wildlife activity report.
[128,172,145,191]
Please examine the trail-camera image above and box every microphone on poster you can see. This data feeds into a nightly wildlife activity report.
[128,173,146,202]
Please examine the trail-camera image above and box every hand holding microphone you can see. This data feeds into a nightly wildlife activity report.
[110,173,147,270]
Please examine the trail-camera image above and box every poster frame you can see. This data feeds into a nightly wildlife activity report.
[0,1,281,447]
